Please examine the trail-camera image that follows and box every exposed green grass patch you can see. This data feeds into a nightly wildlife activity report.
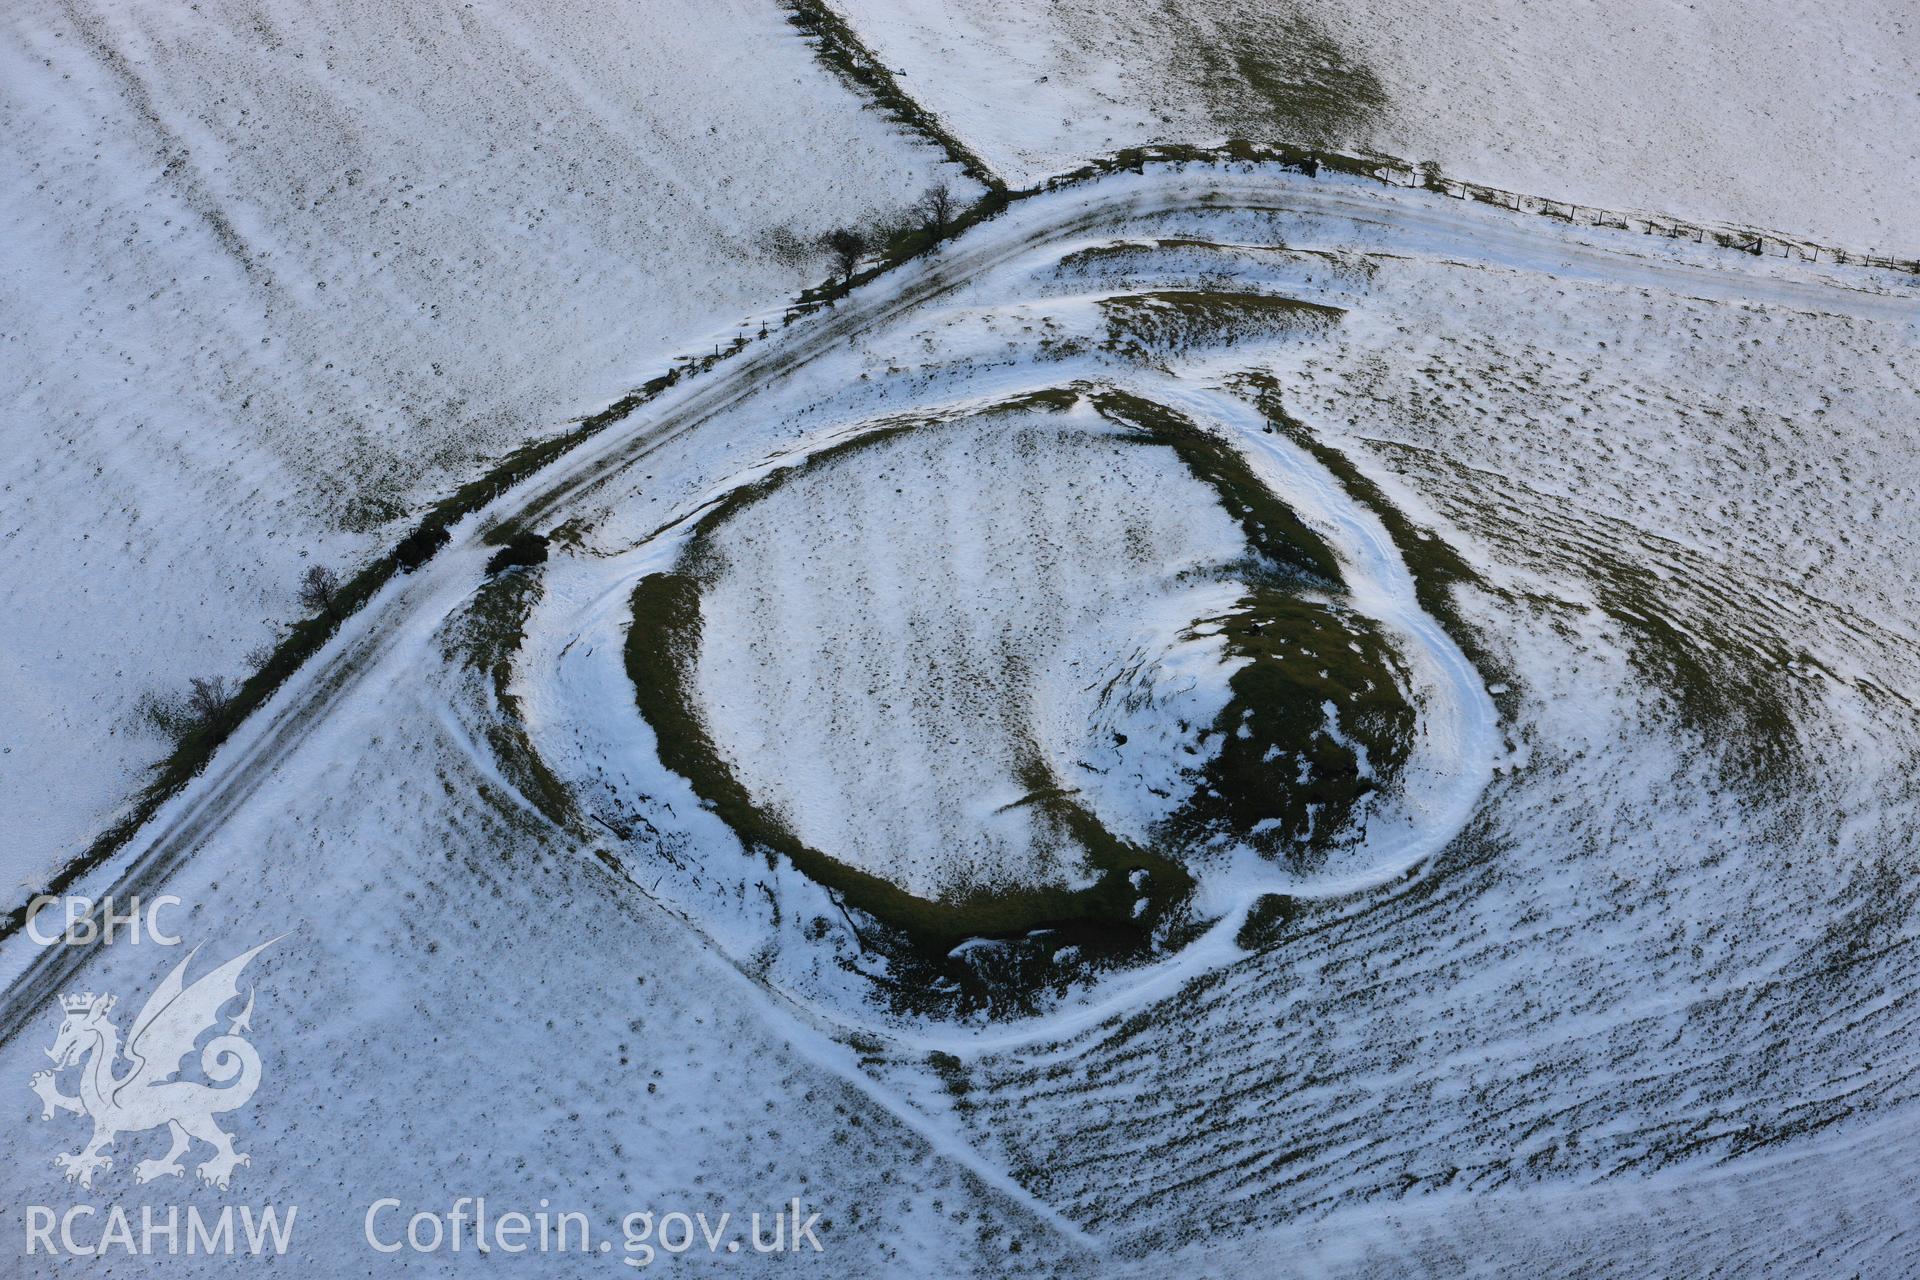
[1088,389,1413,862]
[1099,290,1342,362]
[1169,590,1414,862]
[1183,8,1387,147]
[1584,549,1805,791]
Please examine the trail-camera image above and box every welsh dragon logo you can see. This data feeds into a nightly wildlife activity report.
[28,938,279,1190]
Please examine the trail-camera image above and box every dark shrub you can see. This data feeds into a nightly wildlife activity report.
[485,531,549,576]
[395,522,451,572]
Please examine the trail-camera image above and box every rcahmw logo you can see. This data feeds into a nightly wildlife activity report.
[22,936,298,1259]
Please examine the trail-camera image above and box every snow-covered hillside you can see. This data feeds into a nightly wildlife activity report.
[833,0,1920,252]
[0,0,965,892]
[8,161,1911,1271]
[5,0,1919,1270]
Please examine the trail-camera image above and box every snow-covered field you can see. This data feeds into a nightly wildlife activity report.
[0,0,966,891]
[691,414,1253,903]
[6,158,1914,1271]
[833,0,1920,253]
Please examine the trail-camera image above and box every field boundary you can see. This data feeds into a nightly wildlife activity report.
[783,0,1005,194]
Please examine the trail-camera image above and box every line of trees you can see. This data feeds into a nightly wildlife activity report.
[138,562,344,745]
[817,179,961,287]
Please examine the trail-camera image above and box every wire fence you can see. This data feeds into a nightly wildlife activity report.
[1049,142,1920,276]
[1351,156,1912,273]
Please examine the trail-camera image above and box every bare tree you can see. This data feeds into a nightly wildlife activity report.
[186,676,233,727]
[139,674,236,744]
[824,227,867,285]
[298,563,342,619]
[917,181,956,238]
